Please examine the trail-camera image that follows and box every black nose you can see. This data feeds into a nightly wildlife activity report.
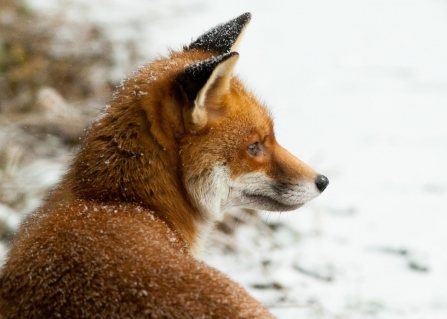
[315,175,329,192]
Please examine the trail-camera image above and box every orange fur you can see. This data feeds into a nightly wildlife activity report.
[0,13,328,318]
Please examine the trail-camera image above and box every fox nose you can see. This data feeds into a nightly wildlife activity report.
[315,175,329,192]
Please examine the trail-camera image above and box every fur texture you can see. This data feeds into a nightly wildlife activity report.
[0,13,328,318]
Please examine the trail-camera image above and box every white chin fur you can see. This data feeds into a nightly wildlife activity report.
[185,166,320,256]
[185,165,231,257]
[186,166,319,217]
[228,172,320,211]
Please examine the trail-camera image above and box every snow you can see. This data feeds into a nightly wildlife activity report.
[188,12,251,54]
[21,0,447,317]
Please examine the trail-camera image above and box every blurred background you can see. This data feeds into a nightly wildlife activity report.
[1,0,446,318]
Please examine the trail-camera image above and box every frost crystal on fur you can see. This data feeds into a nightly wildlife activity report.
[188,12,251,54]
[0,12,326,319]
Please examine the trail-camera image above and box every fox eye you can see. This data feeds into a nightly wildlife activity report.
[247,142,261,156]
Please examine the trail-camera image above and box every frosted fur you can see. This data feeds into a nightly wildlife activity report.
[0,13,327,319]
[188,13,251,54]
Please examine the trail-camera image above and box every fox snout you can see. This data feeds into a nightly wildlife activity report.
[222,140,328,213]
[269,142,329,193]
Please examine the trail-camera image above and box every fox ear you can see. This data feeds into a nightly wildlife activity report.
[176,52,239,130]
[187,12,251,54]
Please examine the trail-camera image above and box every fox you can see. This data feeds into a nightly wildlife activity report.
[0,13,328,319]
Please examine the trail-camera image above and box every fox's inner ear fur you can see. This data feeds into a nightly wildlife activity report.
[176,52,239,130]
[187,12,251,54]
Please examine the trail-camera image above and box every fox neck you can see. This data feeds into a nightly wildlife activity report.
[184,165,230,256]
[64,84,221,257]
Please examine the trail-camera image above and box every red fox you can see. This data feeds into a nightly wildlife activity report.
[0,13,328,318]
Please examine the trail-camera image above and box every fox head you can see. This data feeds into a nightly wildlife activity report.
[69,13,328,253]
[177,13,328,214]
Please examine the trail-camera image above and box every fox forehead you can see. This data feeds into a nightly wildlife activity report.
[216,78,274,140]
[141,50,214,79]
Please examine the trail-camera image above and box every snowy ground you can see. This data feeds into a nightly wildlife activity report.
[9,0,447,317]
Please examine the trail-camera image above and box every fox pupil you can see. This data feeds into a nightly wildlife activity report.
[247,142,260,156]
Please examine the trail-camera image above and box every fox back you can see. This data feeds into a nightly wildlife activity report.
[0,13,328,319]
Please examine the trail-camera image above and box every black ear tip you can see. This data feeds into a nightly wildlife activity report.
[233,12,252,28]
[187,12,252,54]
[240,12,252,22]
